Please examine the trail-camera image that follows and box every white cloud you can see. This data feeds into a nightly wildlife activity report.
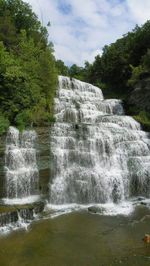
[127,0,150,24]
[25,0,150,66]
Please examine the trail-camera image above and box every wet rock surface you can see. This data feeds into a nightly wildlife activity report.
[36,127,50,197]
[88,206,106,214]
[0,200,45,227]
[0,135,6,199]
[128,76,150,113]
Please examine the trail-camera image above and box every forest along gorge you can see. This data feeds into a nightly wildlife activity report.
[0,75,150,233]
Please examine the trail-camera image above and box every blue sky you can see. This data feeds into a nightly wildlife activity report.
[58,1,72,15]
[26,0,150,66]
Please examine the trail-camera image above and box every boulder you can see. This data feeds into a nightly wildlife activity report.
[33,201,45,214]
[88,206,105,214]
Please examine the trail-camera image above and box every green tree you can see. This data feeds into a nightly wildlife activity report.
[0,0,58,132]
[0,10,17,49]
[6,0,40,33]
[69,64,85,81]
[55,60,69,76]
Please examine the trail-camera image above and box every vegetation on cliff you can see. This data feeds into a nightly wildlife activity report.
[59,21,150,131]
[0,1,150,134]
[0,0,57,134]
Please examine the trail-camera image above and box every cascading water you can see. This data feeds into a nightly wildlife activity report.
[49,76,150,206]
[5,126,39,200]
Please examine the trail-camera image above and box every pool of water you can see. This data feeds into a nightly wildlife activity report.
[0,205,150,266]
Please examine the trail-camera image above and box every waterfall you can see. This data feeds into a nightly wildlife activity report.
[49,76,150,205]
[5,126,39,200]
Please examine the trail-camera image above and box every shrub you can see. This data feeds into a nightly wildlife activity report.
[0,113,10,135]
[133,111,150,131]
[15,109,33,130]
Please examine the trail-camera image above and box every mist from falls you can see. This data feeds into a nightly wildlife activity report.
[49,76,150,205]
[5,126,39,199]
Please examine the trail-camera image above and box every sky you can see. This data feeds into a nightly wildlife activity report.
[25,0,150,66]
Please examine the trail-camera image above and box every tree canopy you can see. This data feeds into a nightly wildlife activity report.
[0,1,150,133]
[0,0,58,133]
[67,20,150,130]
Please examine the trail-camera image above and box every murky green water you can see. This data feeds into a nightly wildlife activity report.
[0,206,150,266]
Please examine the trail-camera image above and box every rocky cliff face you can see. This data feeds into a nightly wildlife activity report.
[0,135,5,198]
[128,76,150,114]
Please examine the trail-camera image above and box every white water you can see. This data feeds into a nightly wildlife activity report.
[46,201,134,217]
[4,126,39,200]
[3,195,40,205]
[1,76,150,236]
[0,209,36,235]
[49,76,150,210]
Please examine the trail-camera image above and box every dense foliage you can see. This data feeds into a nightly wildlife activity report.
[0,0,57,133]
[1,1,150,133]
[55,59,69,76]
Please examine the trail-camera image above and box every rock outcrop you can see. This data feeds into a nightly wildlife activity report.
[128,76,150,114]
[0,200,45,227]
